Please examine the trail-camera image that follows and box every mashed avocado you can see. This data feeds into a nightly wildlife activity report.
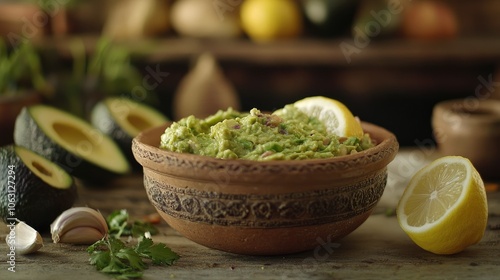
[160,105,374,160]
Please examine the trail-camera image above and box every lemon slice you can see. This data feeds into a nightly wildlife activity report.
[396,156,488,254]
[292,96,364,137]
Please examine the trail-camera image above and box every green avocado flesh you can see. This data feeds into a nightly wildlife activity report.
[91,98,168,169]
[14,105,130,181]
[92,98,168,138]
[15,145,74,189]
[0,145,77,231]
[160,106,374,160]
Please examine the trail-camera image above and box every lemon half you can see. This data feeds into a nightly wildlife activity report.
[396,156,488,254]
[292,96,364,138]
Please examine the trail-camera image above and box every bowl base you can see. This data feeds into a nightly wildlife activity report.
[160,210,373,255]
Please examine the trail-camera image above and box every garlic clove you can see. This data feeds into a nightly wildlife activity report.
[50,207,108,245]
[57,227,107,245]
[5,221,43,255]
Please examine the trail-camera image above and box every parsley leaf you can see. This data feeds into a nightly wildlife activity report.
[131,221,159,237]
[88,247,110,270]
[107,209,159,238]
[136,237,180,266]
[88,236,179,279]
[107,210,129,237]
[114,247,146,271]
[89,209,178,279]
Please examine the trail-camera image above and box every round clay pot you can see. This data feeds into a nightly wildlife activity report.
[432,99,500,180]
[132,122,399,255]
[0,92,42,146]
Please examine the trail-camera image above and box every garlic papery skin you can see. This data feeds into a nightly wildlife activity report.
[5,221,43,255]
[50,207,108,245]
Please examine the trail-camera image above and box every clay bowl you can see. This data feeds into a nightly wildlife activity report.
[132,122,399,255]
[432,99,500,180]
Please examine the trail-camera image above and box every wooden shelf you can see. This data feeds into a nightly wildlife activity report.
[35,36,500,146]
[37,36,500,67]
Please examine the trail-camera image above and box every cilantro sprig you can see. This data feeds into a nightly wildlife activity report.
[107,209,159,238]
[88,209,179,279]
[88,236,179,279]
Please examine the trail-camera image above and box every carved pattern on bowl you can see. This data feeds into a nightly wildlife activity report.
[144,170,387,228]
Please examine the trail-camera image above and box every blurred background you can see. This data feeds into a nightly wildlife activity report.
[1,0,500,147]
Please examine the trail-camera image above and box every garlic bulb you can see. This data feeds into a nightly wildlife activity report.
[50,207,108,245]
[173,52,241,120]
[5,221,43,255]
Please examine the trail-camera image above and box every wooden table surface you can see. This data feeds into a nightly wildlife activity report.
[1,150,499,280]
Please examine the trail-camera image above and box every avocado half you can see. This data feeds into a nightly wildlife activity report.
[14,105,131,183]
[91,98,168,170]
[0,145,77,232]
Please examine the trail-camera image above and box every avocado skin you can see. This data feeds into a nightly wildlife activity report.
[91,102,140,171]
[14,107,129,184]
[0,145,77,232]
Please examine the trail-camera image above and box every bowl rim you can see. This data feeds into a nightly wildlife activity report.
[132,121,399,173]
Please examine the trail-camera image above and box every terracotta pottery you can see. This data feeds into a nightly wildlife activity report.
[0,3,48,41]
[132,122,399,255]
[0,92,42,146]
[432,99,500,180]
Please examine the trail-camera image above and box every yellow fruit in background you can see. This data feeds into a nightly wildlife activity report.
[397,156,488,255]
[240,0,303,42]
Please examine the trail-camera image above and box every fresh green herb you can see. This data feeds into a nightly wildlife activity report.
[135,238,179,266]
[36,0,81,12]
[0,39,51,97]
[88,236,179,279]
[107,209,159,238]
[88,209,176,279]
[56,37,159,118]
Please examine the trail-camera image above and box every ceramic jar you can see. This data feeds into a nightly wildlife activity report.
[432,99,500,180]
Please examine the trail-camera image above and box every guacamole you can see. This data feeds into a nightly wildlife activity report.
[160,105,374,160]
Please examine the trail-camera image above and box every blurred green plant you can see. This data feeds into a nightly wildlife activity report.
[0,39,51,97]
[35,0,81,11]
[58,37,158,118]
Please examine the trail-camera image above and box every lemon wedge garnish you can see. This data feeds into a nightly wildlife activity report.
[292,96,364,138]
[396,156,488,254]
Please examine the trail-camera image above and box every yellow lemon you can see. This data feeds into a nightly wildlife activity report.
[240,0,303,42]
[291,96,364,138]
[397,156,488,254]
